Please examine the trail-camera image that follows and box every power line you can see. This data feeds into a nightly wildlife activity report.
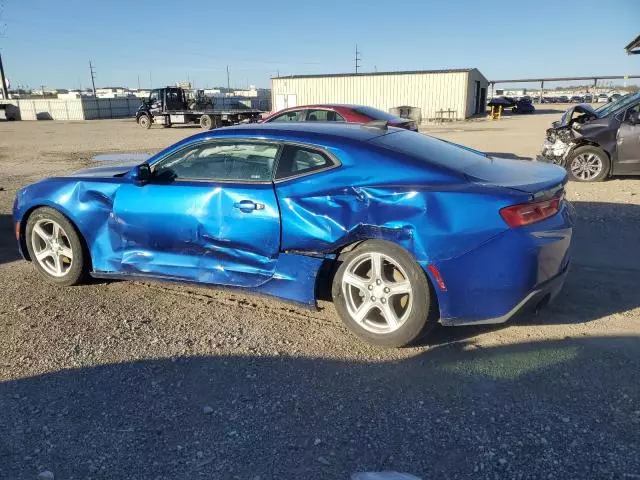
[355,44,361,74]
[89,60,96,96]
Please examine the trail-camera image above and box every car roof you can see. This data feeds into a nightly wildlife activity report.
[186,122,400,144]
[277,104,362,109]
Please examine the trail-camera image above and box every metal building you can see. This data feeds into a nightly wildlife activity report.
[271,68,488,121]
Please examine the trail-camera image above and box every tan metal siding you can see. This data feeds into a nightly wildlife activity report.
[465,69,489,117]
[272,71,475,120]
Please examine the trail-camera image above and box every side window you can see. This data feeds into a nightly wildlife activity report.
[275,145,334,180]
[270,110,305,122]
[153,142,279,182]
[306,109,345,122]
[149,90,161,102]
[624,104,640,121]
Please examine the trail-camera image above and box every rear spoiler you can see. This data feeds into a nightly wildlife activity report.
[361,120,389,130]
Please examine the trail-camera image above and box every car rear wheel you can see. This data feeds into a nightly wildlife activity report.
[138,115,151,129]
[332,240,433,347]
[25,207,88,286]
[567,146,609,182]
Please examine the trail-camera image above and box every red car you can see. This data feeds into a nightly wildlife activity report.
[260,104,419,131]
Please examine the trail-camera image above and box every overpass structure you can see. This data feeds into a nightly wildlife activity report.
[487,74,640,98]
[625,34,640,55]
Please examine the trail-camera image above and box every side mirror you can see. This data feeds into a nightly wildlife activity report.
[132,163,151,186]
[627,111,640,125]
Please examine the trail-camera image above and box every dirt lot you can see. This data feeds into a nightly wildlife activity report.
[0,112,639,480]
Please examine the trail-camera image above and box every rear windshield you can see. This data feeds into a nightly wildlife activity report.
[371,130,484,171]
[354,106,405,122]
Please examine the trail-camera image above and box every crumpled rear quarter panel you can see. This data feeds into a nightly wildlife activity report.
[275,143,522,265]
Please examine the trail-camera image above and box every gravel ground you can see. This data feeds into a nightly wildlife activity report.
[0,115,639,480]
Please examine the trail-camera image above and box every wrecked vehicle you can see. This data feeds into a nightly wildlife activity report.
[13,123,573,347]
[512,98,535,114]
[538,91,640,181]
[487,96,516,108]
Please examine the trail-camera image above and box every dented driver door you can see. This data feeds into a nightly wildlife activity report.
[109,140,282,287]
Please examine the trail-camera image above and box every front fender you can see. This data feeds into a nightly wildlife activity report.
[14,179,122,266]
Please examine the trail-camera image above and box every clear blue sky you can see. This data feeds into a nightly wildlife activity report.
[1,0,639,90]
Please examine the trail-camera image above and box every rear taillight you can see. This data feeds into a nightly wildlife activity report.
[500,198,561,227]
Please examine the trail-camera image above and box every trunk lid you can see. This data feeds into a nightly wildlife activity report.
[464,156,568,195]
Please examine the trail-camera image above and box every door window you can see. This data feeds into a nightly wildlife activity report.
[153,142,279,182]
[624,103,640,122]
[306,109,345,122]
[275,145,335,179]
[269,110,305,122]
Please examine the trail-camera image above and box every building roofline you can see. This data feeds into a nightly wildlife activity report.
[271,68,477,80]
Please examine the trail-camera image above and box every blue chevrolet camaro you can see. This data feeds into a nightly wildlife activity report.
[13,123,574,346]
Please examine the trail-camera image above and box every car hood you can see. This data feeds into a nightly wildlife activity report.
[555,103,597,128]
[465,156,568,194]
[69,153,151,178]
[70,162,138,178]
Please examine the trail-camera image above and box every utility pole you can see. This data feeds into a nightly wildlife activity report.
[226,65,230,91]
[137,74,140,90]
[355,44,361,74]
[89,60,97,97]
[0,52,8,100]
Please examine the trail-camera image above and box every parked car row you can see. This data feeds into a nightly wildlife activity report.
[532,93,624,104]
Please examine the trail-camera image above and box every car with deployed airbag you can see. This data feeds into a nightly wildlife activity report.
[538,91,640,181]
[13,123,574,347]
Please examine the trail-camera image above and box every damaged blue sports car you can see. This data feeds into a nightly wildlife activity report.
[13,123,574,346]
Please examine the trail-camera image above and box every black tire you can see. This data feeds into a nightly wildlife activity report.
[138,114,151,129]
[200,115,214,130]
[566,145,610,182]
[331,240,434,347]
[25,207,88,286]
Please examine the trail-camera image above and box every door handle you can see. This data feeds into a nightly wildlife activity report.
[233,200,265,212]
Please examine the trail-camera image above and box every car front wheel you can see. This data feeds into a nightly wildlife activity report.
[332,240,434,347]
[25,207,88,286]
[567,146,609,182]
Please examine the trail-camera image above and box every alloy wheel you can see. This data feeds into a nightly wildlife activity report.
[31,219,74,277]
[571,153,603,181]
[342,252,413,334]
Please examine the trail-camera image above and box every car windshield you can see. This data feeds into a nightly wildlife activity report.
[595,91,640,117]
[353,106,405,122]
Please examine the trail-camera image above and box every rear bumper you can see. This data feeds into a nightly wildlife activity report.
[440,264,568,326]
[429,200,575,326]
